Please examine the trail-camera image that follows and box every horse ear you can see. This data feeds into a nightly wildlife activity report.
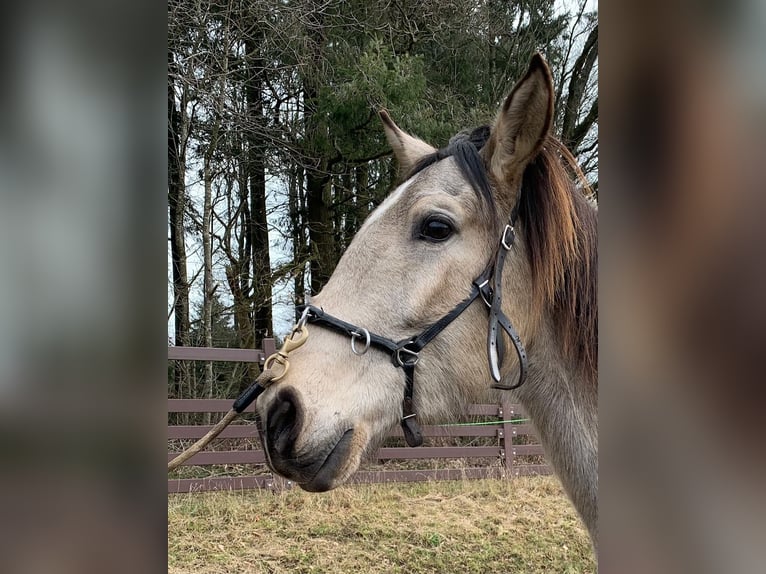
[379,109,436,177]
[487,53,554,189]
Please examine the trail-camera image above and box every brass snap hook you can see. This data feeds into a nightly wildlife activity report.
[262,324,309,383]
[263,352,290,382]
[283,325,309,353]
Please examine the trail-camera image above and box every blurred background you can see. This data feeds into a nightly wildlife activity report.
[601,0,766,571]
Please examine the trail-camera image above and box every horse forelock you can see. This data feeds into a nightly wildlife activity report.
[406,126,497,224]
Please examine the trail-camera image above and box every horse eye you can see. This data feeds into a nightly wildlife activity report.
[419,216,454,242]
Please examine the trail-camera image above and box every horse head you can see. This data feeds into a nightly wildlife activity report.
[257,54,573,492]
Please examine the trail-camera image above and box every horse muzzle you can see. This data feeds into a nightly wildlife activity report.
[261,386,356,491]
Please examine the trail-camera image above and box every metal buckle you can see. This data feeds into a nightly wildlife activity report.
[476,279,493,308]
[395,346,420,367]
[350,328,371,355]
[501,224,515,250]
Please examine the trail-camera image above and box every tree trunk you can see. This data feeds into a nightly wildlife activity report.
[561,24,598,152]
[225,154,253,355]
[168,49,190,406]
[306,166,333,293]
[200,11,230,420]
[245,34,272,351]
[303,6,334,294]
[202,154,215,424]
[289,165,307,314]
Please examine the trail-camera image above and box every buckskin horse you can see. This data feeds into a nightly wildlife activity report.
[257,54,597,548]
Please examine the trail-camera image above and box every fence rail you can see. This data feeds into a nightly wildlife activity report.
[168,344,551,493]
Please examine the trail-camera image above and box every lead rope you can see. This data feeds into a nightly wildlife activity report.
[167,323,309,472]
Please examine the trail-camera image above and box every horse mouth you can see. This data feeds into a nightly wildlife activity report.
[299,429,355,492]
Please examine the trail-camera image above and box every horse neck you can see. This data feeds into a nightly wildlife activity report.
[513,319,599,548]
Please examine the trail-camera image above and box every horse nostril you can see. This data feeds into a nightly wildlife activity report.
[266,388,303,457]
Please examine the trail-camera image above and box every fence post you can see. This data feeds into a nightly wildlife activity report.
[260,338,277,368]
[500,400,516,477]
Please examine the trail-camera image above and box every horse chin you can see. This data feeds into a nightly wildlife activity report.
[298,427,367,492]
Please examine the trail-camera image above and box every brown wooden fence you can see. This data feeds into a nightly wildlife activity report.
[168,343,551,493]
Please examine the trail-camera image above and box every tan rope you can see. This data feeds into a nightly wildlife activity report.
[168,322,309,473]
[167,370,276,472]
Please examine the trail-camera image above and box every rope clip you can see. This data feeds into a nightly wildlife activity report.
[263,324,309,382]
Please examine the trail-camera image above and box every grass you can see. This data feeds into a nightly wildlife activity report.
[168,476,595,573]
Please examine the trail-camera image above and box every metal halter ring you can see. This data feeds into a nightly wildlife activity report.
[395,346,420,367]
[350,328,370,356]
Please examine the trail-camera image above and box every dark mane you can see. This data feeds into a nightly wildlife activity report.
[520,137,597,383]
[406,127,597,384]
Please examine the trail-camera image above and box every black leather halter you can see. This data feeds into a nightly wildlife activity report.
[300,205,528,447]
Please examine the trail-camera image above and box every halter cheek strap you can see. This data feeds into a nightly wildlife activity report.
[476,206,528,390]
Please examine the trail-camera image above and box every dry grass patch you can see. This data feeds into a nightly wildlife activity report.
[168,476,594,573]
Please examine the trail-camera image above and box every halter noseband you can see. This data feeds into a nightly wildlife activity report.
[299,204,528,447]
